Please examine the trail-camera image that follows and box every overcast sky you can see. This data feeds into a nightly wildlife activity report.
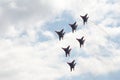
[0,0,120,80]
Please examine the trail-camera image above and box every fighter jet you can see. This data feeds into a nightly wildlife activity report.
[62,45,72,57]
[55,29,65,41]
[80,14,89,25]
[76,36,85,48]
[69,22,78,33]
[67,60,76,71]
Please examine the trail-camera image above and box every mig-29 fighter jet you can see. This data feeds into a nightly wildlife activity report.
[80,14,89,25]
[55,29,65,41]
[67,60,76,71]
[69,22,78,33]
[62,45,72,57]
[76,36,85,48]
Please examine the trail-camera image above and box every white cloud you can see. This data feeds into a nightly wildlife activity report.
[0,0,68,38]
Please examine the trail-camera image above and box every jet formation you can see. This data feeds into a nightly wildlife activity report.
[55,14,88,71]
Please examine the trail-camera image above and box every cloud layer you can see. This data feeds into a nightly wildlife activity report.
[0,0,120,80]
